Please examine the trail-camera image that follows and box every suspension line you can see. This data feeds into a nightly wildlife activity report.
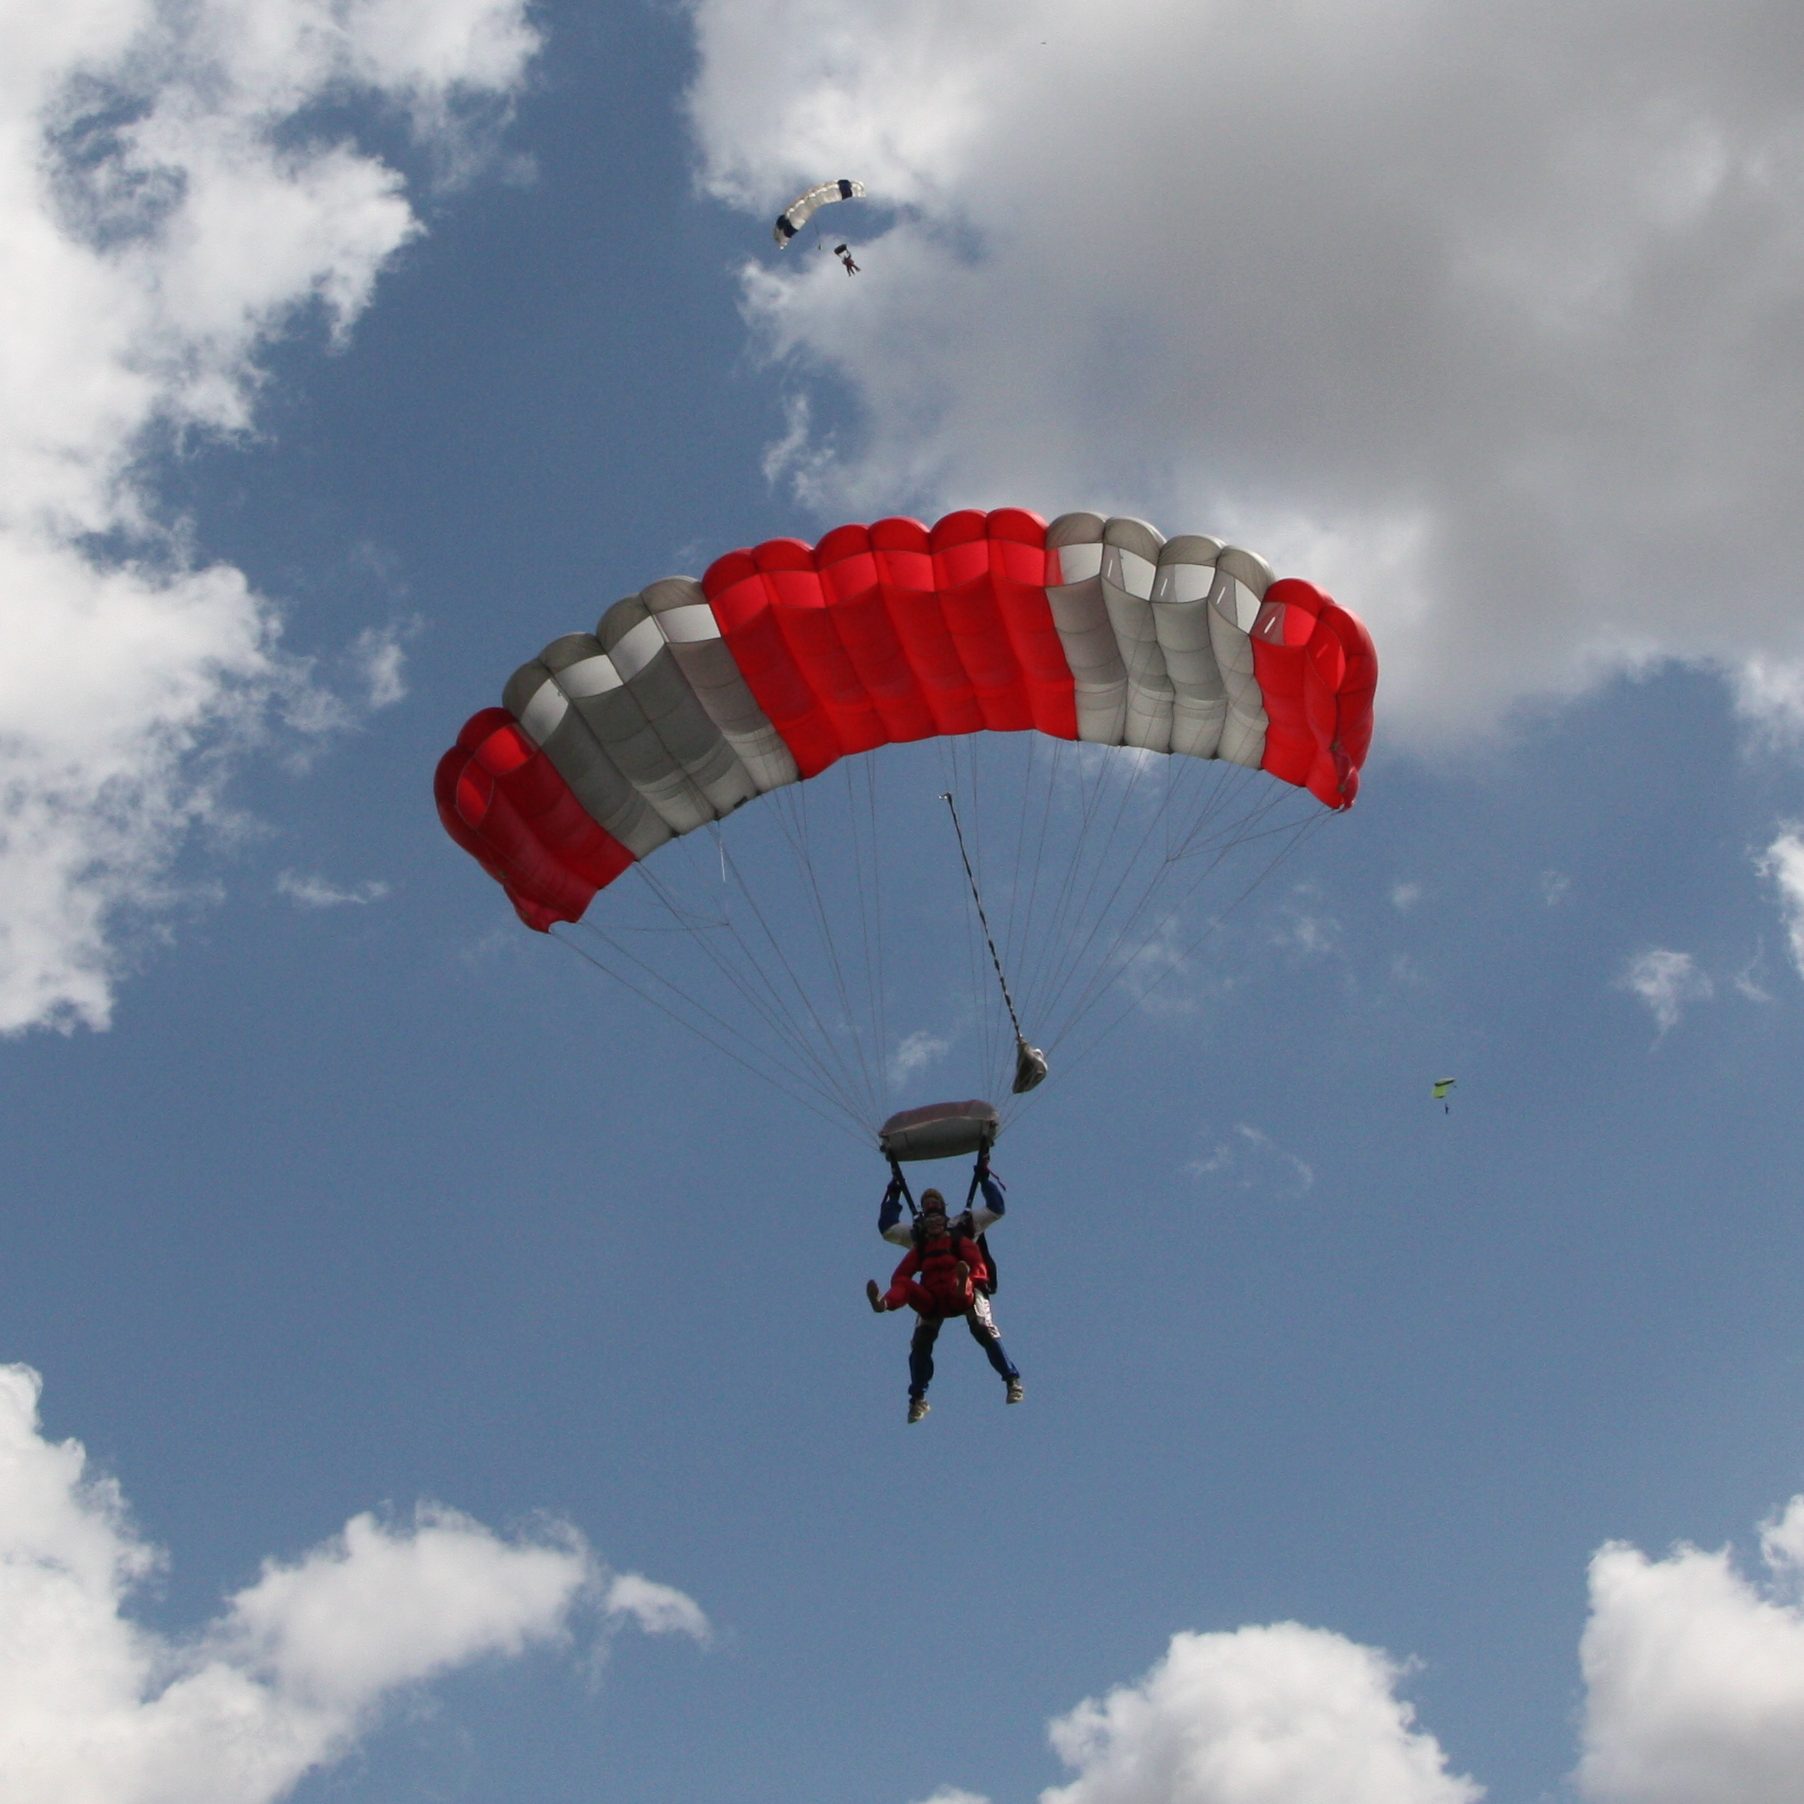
[940,789,1047,1093]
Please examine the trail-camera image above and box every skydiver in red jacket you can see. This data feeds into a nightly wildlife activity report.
[865,1185,1023,1424]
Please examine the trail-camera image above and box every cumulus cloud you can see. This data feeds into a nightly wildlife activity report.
[1039,1622,1480,1804]
[1617,948,1714,1036]
[275,871,391,908]
[903,1494,1804,1804]
[1187,1124,1315,1199]
[0,1364,707,1804]
[684,0,1804,745]
[1731,658,1804,748]
[0,0,538,1035]
[1576,1497,1804,1804]
[1756,828,1804,979]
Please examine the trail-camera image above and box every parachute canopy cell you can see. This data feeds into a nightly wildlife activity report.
[773,178,866,246]
[434,507,1379,936]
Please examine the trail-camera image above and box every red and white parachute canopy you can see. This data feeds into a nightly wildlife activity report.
[437,508,1377,1141]
[436,508,1377,936]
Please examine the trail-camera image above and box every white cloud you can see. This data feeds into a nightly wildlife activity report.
[685,0,1804,746]
[1617,948,1713,1036]
[1039,1622,1481,1804]
[347,622,413,710]
[901,1497,1804,1804]
[1115,916,1205,1018]
[1269,887,1342,962]
[1755,828,1804,979]
[0,0,538,1035]
[889,1027,953,1083]
[1576,1497,1804,1804]
[276,871,391,909]
[602,1573,714,1644]
[761,391,840,507]
[1731,658,1804,748]
[1187,1124,1314,1200]
[1542,872,1574,907]
[1732,939,1774,1003]
[1391,882,1423,911]
[0,1364,707,1804]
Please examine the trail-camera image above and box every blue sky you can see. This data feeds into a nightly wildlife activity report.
[5,4,1804,1802]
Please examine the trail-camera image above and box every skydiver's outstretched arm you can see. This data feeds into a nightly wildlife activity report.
[879,1170,913,1247]
[964,1167,1007,1236]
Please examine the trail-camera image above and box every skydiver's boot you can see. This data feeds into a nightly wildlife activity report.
[866,1279,883,1313]
[907,1396,930,1424]
[1006,1378,1025,1405]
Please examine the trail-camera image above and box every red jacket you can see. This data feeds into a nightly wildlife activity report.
[883,1231,987,1314]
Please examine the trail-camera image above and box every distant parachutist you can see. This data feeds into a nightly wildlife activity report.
[834,242,860,275]
[772,178,866,247]
[1432,1077,1457,1113]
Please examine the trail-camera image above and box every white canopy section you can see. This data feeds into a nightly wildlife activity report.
[772,178,867,245]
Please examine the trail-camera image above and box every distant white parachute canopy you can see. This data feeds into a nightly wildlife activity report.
[773,178,866,247]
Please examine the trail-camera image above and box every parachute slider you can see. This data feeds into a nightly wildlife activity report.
[879,1100,1001,1164]
[1012,1040,1048,1095]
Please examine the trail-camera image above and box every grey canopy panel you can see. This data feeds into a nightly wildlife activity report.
[1043,511,1130,746]
[639,578,800,795]
[504,641,675,859]
[1043,512,1271,769]
[506,579,800,860]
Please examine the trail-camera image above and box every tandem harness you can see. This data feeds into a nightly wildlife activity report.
[885,1150,1000,1298]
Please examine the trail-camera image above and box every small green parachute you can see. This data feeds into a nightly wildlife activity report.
[1432,1077,1457,1113]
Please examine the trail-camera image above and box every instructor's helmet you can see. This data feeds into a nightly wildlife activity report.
[916,1189,949,1242]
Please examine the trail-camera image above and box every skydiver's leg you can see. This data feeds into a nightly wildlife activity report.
[965,1297,1020,1385]
[898,1281,937,1316]
[908,1316,943,1400]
